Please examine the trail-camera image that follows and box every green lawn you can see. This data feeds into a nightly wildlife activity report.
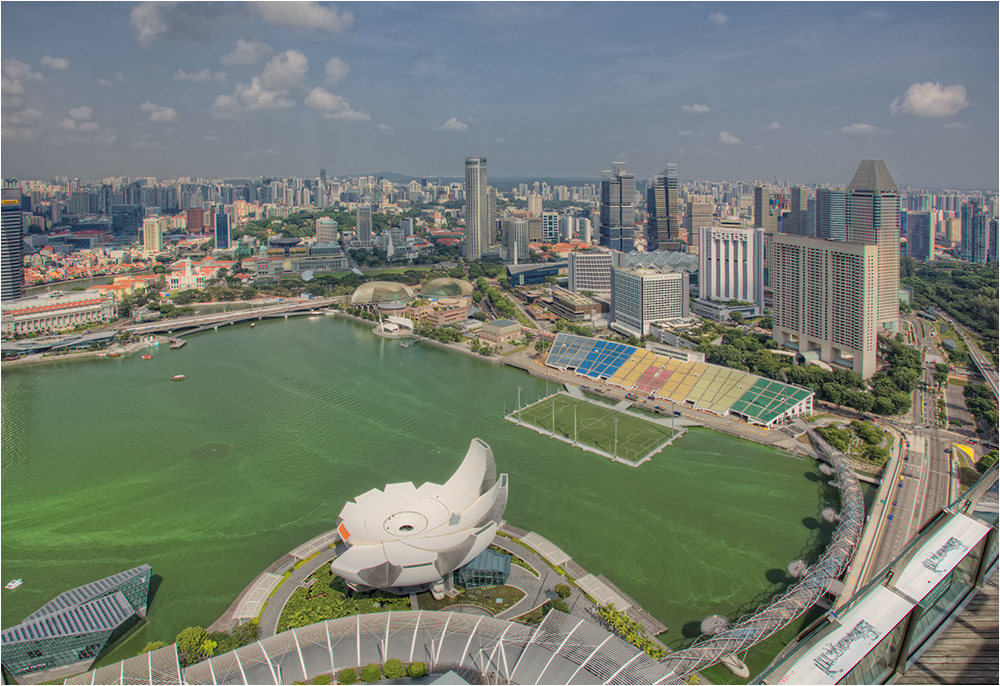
[514,394,677,462]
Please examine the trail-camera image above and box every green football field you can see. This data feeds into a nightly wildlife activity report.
[514,394,677,461]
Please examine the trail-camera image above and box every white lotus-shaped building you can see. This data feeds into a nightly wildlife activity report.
[331,438,508,591]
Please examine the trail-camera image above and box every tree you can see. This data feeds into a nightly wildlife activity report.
[360,663,382,682]
[338,668,357,684]
[138,641,168,654]
[202,638,217,657]
[729,311,743,324]
[383,658,407,679]
[934,363,950,386]
[312,674,332,685]
[176,626,208,664]
[408,662,428,678]
[555,584,572,599]
[975,450,998,474]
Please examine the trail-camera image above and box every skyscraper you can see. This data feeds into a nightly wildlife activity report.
[599,162,635,252]
[316,216,338,242]
[214,207,231,251]
[699,226,764,308]
[464,157,487,260]
[846,160,900,326]
[754,186,778,232]
[541,211,559,242]
[782,187,810,236]
[815,188,847,242]
[685,202,714,255]
[961,198,990,263]
[610,267,689,337]
[646,164,679,250]
[907,212,934,262]
[356,202,373,246]
[772,234,879,379]
[1,185,25,302]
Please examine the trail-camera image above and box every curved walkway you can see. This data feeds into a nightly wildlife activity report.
[256,547,340,638]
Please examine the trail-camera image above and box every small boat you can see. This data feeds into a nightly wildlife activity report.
[142,355,152,360]
[250,323,256,328]
[171,375,186,381]
[5,579,23,590]
[107,352,121,357]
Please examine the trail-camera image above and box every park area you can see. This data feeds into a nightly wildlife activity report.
[510,393,678,463]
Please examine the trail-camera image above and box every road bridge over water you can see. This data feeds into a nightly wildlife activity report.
[122,297,340,337]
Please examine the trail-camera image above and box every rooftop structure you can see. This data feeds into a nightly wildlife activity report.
[1,565,152,683]
[330,439,508,593]
[349,281,415,306]
[419,277,474,299]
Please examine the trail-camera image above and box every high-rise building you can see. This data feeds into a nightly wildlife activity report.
[400,217,415,238]
[772,234,879,379]
[698,226,764,307]
[783,187,810,236]
[356,202,373,246]
[578,217,593,244]
[753,186,778,232]
[907,212,934,262]
[685,202,714,255]
[541,211,559,242]
[599,162,635,252]
[501,218,529,264]
[568,249,614,294]
[316,216,338,243]
[214,207,231,251]
[815,188,847,242]
[646,164,679,250]
[111,205,143,243]
[846,160,900,326]
[486,186,497,248]
[187,208,205,234]
[1,186,25,302]
[559,216,575,243]
[527,193,542,217]
[142,216,168,256]
[961,198,990,263]
[464,157,487,260]
[990,219,999,263]
[610,267,689,337]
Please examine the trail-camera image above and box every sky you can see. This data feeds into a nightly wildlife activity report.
[1,1,997,189]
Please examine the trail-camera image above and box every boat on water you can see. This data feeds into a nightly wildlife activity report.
[171,375,186,381]
[107,352,121,357]
[250,323,256,328]
[142,354,152,360]
[5,579,23,590]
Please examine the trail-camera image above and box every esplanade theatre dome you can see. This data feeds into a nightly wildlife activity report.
[420,277,475,299]
[350,281,415,305]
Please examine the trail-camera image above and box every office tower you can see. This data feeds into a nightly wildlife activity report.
[214,207,231,250]
[783,187,810,236]
[559,215,575,243]
[1,186,25,301]
[527,193,542,217]
[846,160,900,326]
[501,218,529,264]
[961,199,990,263]
[464,157,487,260]
[610,267,689,337]
[990,219,999,263]
[647,164,680,250]
[142,216,167,256]
[111,205,143,243]
[356,201,373,246]
[316,216,338,242]
[943,218,961,248]
[685,202,714,254]
[487,186,497,247]
[754,186,778,232]
[772,234,879,379]
[187,208,206,233]
[541,211,559,242]
[599,162,636,252]
[907,212,934,262]
[815,188,847,242]
[699,226,764,307]
[578,217,592,244]
[400,218,414,237]
[568,250,614,293]
[319,168,327,207]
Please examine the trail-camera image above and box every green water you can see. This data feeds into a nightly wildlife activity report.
[1,315,838,670]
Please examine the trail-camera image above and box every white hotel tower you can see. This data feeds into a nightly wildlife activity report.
[698,226,764,308]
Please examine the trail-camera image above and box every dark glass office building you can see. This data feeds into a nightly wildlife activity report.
[1,565,152,683]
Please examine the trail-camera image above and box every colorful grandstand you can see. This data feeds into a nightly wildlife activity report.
[545,333,813,428]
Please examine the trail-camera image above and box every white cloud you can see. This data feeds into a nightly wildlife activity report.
[96,72,124,88]
[130,1,227,46]
[708,12,728,25]
[2,58,42,96]
[763,121,782,130]
[496,137,506,144]
[407,55,455,80]
[304,87,370,121]
[68,106,93,121]
[174,68,227,83]
[718,131,742,145]
[678,130,694,137]
[131,136,169,152]
[141,102,178,123]
[253,2,353,32]
[841,123,886,134]
[1,107,44,140]
[324,57,350,87]
[58,106,100,133]
[261,50,309,91]
[432,117,469,132]
[682,104,711,114]
[40,54,70,70]
[890,82,969,117]
[221,38,273,67]
[943,121,969,130]
[97,78,114,87]
[376,123,394,134]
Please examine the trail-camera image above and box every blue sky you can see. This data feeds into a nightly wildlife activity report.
[2,2,997,189]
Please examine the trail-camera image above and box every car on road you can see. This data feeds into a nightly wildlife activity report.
[888,514,894,521]
[893,501,898,506]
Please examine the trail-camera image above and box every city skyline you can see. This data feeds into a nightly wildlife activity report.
[1,2,998,189]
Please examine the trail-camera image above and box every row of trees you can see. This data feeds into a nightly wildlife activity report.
[964,384,999,433]
[593,603,666,659]
[140,621,259,667]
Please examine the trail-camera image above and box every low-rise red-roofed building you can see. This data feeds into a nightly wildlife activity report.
[1,291,117,336]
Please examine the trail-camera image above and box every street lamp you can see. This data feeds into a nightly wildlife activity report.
[614,417,619,459]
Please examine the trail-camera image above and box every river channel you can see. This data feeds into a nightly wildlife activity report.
[1,315,840,675]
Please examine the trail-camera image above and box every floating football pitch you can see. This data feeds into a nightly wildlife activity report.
[512,394,677,462]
